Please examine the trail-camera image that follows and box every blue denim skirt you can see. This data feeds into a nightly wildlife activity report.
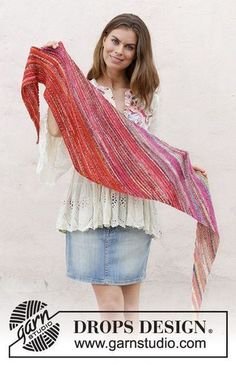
[65,226,153,285]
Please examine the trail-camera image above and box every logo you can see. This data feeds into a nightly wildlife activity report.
[9,300,60,352]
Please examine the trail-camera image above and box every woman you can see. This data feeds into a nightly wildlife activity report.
[40,13,207,323]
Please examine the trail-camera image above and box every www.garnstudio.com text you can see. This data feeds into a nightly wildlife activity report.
[73,337,206,351]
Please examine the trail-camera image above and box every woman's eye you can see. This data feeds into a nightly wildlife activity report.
[111,39,134,51]
[112,39,119,44]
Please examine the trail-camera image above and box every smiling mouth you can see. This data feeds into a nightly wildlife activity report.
[110,55,124,62]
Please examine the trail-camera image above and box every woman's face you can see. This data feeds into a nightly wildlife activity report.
[102,27,137,71]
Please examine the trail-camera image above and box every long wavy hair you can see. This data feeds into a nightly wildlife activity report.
[87,13,160,109]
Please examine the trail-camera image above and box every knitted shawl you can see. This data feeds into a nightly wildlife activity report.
[21,41,219,311]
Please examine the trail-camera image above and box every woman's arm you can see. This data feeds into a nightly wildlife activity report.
[47,107,62,137]
[36,108,72,185]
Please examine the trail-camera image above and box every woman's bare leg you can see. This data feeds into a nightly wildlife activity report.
[92,284,124,321]
[121,282,141,333]
[92,282,141,335]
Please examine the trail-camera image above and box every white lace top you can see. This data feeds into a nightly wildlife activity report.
[36,78,162,239]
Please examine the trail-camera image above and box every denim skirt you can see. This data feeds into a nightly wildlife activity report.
[65,226,153,285]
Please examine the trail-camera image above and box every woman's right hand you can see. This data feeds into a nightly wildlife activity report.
[42,41,59,49]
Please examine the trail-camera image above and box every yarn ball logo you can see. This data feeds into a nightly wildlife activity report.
[9,300,60,352]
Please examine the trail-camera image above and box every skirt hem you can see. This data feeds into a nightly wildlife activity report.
[66,272,146,285]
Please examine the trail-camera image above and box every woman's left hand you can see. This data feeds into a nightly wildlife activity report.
[192,164,208,178]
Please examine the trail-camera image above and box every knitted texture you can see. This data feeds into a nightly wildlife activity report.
[21,41,220,311]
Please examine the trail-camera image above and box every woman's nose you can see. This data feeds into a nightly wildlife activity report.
[115,44,124,55]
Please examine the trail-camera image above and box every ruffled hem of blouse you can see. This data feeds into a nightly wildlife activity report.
[58,223,162,240]
[56,171,162,240]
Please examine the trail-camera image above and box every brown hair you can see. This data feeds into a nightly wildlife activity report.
[87,13,160,109]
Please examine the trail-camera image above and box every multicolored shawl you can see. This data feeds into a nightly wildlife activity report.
[21,41,219,311]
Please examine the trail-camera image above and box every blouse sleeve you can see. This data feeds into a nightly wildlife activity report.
[36,108,73,185]
[148,90,160,137]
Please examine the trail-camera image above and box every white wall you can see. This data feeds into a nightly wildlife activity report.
[1,0,235,333]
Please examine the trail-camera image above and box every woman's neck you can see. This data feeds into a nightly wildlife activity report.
[97,72,130,91]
